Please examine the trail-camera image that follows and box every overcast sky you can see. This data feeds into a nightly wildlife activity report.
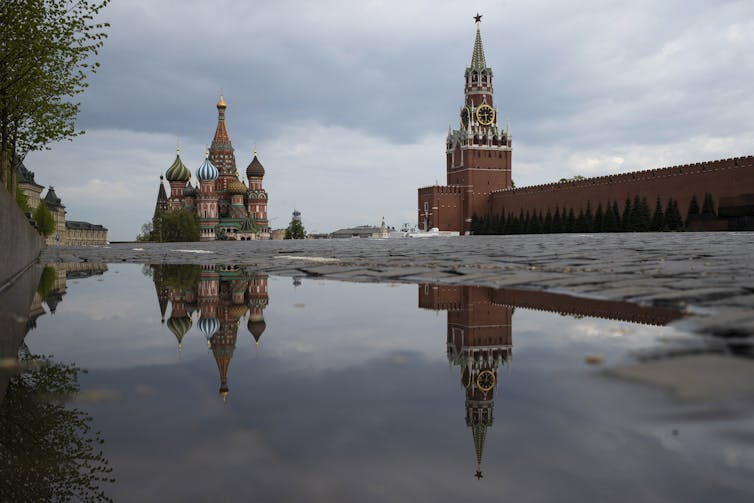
[26,0,754,240]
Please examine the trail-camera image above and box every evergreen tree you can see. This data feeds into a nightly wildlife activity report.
[515,209,524,235]
[509,214,521,234]
[575,208,586,233]
[650,197,665,231]
[701,192,716,216]
[593,203,604,233]
[665,198,683,231]
[637,197,651,232]
[686,194,700,226]
[543,208,553,233]
[565,208,576,233]
[285,217,307,239]
[529,210,542,234]
[629,195,642,232]
[552,207,563,233]
[583,202,594,233]
[622,197,632,231]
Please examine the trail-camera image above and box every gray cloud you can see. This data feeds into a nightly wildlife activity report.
[24,0,754,239]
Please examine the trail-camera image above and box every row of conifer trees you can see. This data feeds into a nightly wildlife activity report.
[471,193,716,235]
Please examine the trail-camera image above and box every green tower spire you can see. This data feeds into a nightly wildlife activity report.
[470,14,487,71]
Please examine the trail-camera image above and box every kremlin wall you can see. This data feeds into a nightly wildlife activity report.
[418,17,754,234]
[490,156,754,231]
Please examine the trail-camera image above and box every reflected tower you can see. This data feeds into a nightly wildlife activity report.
[246,273,269,346]
[419,284,512,479]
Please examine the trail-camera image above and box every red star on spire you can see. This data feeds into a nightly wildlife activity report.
[474,13,482,23]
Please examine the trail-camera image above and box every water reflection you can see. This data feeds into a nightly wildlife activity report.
[0,263,113,502]
[11,263,754,499]
[149,264,268,398]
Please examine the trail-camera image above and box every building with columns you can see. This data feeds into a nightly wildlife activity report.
[153,96,270,241]
[15,158,108,246]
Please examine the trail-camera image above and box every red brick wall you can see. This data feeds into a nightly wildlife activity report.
[491,156,754,219]
[418,185,463,231]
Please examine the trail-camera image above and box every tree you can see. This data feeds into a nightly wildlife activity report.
[136,221,153,242]
[157,209,200,242]
[552,207,563,233]
[686,194,700,225]
[593,203,604,233]
[621,198,632,231]
[15,180,31,212]
[284,218,306,239]
[0,352,114,502]
[650,197,665,231]
[1,1,110,189]
[701,192,716,216]
[32,200,55,236]
[665,198,683,231]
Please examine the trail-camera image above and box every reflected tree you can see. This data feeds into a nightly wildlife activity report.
[0,352,114,502]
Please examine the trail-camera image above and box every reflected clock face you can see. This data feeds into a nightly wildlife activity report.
[476,104,495,126]
[460,106,471,128]
[476,370,496,392]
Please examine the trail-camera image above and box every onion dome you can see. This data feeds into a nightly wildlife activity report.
[228,304,248,319]
[166,149,191,182]
[246,152,265,179]
[247,318,266,343]
[167,316,192,348]
[196,152,219,181]
[183,183,197,197]
[198,316,219,339]
[217,94,227,110]
[227,179,247,195]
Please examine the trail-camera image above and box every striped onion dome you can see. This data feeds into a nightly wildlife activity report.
[167,316,192,344]
[198,316,219,339]
[227,178,247,195]
[165,150,191,182]
[196,152,219,181]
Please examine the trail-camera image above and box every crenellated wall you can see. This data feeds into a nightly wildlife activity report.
[491,156,754,219]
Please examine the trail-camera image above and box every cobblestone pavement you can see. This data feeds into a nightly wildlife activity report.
[42,232,754,336]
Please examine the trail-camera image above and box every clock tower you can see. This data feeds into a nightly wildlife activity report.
[448,14,512,231]
[419,14,512,234]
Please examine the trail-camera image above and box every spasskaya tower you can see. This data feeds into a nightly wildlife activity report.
[418,14,512,233]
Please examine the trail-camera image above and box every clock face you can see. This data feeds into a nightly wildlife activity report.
[476,104,495,126]
[460,106,471,128]
[476,370,496,392]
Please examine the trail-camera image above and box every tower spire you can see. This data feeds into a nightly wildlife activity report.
[470,14,487,70]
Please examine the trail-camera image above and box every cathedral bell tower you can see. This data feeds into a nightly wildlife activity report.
[446,14,512,232]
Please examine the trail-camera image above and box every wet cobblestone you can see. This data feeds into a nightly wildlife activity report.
[41,232,754,335]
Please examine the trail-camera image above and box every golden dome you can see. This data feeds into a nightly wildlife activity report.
[227,179,247,195]
[228,304,248,319]
[217,94,227,109]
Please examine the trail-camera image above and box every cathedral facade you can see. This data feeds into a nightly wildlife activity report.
[153,96,270,241]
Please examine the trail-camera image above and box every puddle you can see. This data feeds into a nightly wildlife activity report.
[1,263,752,501]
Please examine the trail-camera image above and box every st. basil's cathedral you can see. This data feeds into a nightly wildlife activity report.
[153,96,270,241]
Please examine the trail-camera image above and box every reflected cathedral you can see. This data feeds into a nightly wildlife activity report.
[151,264,268,400]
